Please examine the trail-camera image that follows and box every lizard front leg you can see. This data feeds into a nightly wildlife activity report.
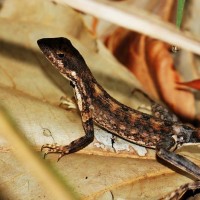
[42,101,94,161]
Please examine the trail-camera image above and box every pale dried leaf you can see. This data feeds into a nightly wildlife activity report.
[0,0,200,200]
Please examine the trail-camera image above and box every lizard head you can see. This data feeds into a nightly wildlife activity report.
[37,37,89,81]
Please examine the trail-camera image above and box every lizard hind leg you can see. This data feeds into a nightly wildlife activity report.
[156,137,200,199]
[156,144,200,180]
[160,181,200,200]
[132,89,179,122]
[156,136,200,180]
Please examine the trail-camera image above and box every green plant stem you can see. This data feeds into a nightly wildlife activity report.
[176,0,185,28]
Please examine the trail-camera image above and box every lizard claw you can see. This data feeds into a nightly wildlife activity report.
[41,143,56,152]
[41,143,70,161]
[57,152,65,162]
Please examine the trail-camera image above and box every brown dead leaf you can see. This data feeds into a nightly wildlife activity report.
[177,79,200,90]
[104,1,196,120]
[105,28,195,120]
[146,37,195,119]
[1,0,200,200]
[105,28,159,99]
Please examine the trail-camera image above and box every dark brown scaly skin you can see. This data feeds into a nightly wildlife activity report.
[37,37,200,199]
[160,181,200,200]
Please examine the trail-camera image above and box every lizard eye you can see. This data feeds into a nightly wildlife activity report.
[57,53,65,59]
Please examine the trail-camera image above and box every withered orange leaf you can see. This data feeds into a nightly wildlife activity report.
[105,28,195,120]
[177,79,200,90]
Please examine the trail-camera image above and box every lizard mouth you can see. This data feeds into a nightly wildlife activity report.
[37,38,43,47]
[37,38,57,63]
[37,38,49,54]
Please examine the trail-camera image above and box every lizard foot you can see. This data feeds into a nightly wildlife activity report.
[41,143,70,161]
[59,96,76,110]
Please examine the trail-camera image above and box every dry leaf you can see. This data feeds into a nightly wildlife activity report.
[105,28,195,120]
[104,1,197,120]
[0,0,200,199]
[178,79,200,90]
[105,28,159,99]
[146,37,195,119]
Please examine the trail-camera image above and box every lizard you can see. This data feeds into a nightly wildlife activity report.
[37,37,200,199]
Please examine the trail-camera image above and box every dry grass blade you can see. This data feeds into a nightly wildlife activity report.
[0,106,78,200]
[55,0,200,55]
